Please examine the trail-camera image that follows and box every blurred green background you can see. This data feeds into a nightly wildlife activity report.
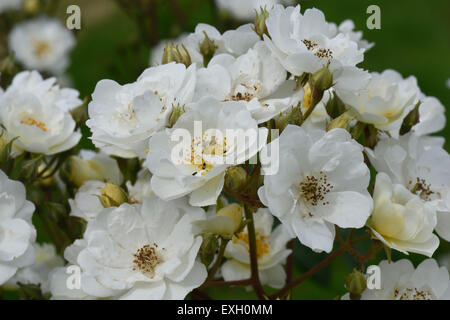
[5,0,450,299]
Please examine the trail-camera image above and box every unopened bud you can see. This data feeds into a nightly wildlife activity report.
[274,110,291,131]
[100,183,128,208]
[295,73,311,90]
[200,31,217,67]
[23,0,40,14]
[193,203,243,237]
[310,65,333,93]
[345,269,367,300]
[303,83,313,111]
[399,101,421,136]
[62,156,104,187]
[199,234,219,267]
[0,135,5,154]
[162,43,192,67]
[37,163,54,187]
[326,110,355,131]
[325,92,346,119]
[168,104,185,128]
[70,97,89,124]
[254,7,269,39]
[216,203,243,234]
[224,167,247,191]
[0,53,15,75]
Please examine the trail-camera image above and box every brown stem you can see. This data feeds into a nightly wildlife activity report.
[270,246,346,299]
[285,240,295,284]
[244,205,266,300]
[204,279,253,287]
[191,289,212,300]
[224,187,264,207]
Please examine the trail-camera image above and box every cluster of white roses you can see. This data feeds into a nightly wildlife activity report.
[0,4,449,300]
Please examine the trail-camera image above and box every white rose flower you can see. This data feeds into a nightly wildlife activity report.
[0,71,82,156]
[126,169,153,204]
[329,20,374,51]
[194,202,242,237]
[151,24,259,67]
[145,97,268,207]
[369,172,439,257]
[0,0,23,12]
[69,180,106,222]
[195,41,303,123]
[221,208,293,289]
[87,62,196,159]
[9,243,64,294]
[9,16,76,75]
[339,70,420,137]
[52,196,207,300]
[258,125,373,253]
[264,5,369,93]
[412,96,446,137]
[215,0,294,21]
[183,23,260,65]
[0,170,36,285]
[49,239,95,300]
[366,133,450,242]
[66,149,124,187]
[345,259,450,300]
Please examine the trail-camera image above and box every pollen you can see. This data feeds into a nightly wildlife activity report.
[185,134,227,177]
[394,287,434,300]
[302,39,333,60]
[233,231,270,259]
[20,117,48,132]
[409,177,433,201]
[302,39,318,50]
[299,172,333,206]
[230,83,261,102]
[133,243,163,277]
[32,40,51,59]
[314,48,333,59]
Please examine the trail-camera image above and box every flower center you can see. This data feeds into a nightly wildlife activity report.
[20,117,48,132]
[133,243,163,277]
[409,177,433,201]
[299,172,333,207]
[230,82,261,102]
[302,39,333,60]
[233,231,270,259]
[394,287,434,300]
[32,40,51,59]
[183,134,227,177]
